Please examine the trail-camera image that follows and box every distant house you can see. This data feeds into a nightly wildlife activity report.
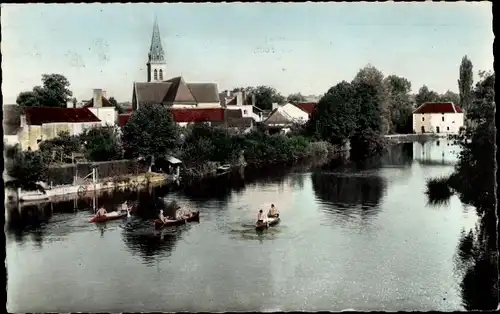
[412,102,464,135]
[19,107,101,151]
[82,89,118,127]
[220,90,263,122]
[132,76,221,110]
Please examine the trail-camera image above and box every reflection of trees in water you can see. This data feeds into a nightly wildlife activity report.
[455,224,498,310]
[379,143,414,167]
[311,172,387,215]
[5,204,53,245]
[121,224,189,266]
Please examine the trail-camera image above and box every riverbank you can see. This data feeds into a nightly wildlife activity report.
[385,133,444,143]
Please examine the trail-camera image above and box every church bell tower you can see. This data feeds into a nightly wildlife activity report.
[147,17,167,82]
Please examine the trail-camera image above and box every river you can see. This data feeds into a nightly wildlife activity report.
[6,139,479,312]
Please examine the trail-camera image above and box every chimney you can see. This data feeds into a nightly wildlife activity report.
[93,89,103,108]
[20,114,27,128]
[66,100,74,108]
[226,90,231,97]
[236,92,243,106]
[252,94,256,107]
[272,102,279,110]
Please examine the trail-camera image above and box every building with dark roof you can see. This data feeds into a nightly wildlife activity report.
[18,107,101,151]
[132,20,220,110]
[412,102,464,134]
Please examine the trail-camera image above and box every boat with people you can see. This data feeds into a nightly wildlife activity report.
[255,216,280,230]
[255,204,281,230]
[153,210,200,230]
[89,202,132,223]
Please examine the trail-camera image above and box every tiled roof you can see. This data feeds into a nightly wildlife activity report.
[83,97,113,108]
[295,102,317,115]
[118,114,132,127]
[168,108,225,123]
[413,102,463,114]
[24,107,101,125]
[454,105,463,113]
[263,108,293,125]
[134,76,220,106]
[2,105,22,135]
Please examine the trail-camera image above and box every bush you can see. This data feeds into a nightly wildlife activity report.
[350,128,388,160]
[425,176,453,205]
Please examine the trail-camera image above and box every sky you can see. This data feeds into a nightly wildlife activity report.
[1,2,493,104]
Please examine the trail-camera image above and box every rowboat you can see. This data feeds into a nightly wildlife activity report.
[89,210,128,223]
[153,210,200,230]
[255,216,280,230]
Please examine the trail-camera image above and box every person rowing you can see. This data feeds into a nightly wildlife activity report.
[120,201,130,213]
[257,209,267,225]
[268,204,279,218]
[158,210,169,223]
[96,206,107,217]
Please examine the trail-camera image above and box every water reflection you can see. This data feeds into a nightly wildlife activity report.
[312,171,387,216]
[413,139,459,166]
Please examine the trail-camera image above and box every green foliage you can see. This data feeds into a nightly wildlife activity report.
[16,74,73,108]
[307,81,357,144]
[425,176,453,205]
[80,126,122,161]
[121,104,179,159]
[438,90,460,105]
[458,55,474,110]
[5,145,48,190]
[286,93,307,104]
[246,85,285,110]
[384,75,413,134]
[38,131,82,163]
[108,97,118,107]
[350,128,387,161]
[415,85,440,108]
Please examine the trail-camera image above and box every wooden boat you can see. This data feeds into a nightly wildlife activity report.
[89,210,128,223]
[255,216,280,230]
[20,193,49,202]
[153,211,200,230]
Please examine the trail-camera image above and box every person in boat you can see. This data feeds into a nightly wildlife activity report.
[120,201,129,213]
[268,204,279,218]
[96,206,107,217]
[257,209,266,224]
[158,210,169,223]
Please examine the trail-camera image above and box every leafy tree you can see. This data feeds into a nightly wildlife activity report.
[80,126,122,161]
[414,85,440,108]
[307,81,357,144]
[5,145,48,190]
[121,104,179,159]
[352,65,391,134]
[108,97,118,107]
[458,55,474,110]
[38,131,82,163]
[438,90,460,105]
[384,75,413,133]
[249,85,285,110]
[16,74,73,108]
[286,93,307,104]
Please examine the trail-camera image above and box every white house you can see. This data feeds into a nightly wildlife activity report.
[83,89,118,127]
[412,102,464,135]
[220,90,263,122]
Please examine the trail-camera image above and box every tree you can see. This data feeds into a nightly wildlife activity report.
[352,65,391,134]
[286,93,307,104]
[384,75,413,134]
[38,131,82,163]
[108,97,118,107]
[458,55,474,110]
[80,126,122,162]
[307,81,357,144]
[414,85,440,108]
[438,90,460,105]
[121,104,179,159]
[5,145,48,190]
[16,73,73,108]
[250,85,285,110]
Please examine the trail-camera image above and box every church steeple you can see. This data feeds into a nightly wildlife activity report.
[147,17,167,82]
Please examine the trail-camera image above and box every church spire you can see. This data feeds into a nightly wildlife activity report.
[149,17,165,63]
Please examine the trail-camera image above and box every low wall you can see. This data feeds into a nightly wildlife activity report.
[385,133,441,144]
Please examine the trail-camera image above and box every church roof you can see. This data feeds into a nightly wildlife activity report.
[24,107,101,125]
[134,76,220,106]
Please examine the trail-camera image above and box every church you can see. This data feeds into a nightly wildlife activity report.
[132,19,221,110]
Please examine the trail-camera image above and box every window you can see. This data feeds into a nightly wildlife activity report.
[154,69,158,80]
[159,69,163,80]
[422,117,425,121]
[447,126,450,131]
[442,116,444,122]
[243,110,248,114]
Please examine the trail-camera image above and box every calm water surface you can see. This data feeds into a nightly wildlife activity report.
[6,140,477,312]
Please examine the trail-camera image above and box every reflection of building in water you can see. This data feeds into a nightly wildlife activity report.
[413,139,460,165]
